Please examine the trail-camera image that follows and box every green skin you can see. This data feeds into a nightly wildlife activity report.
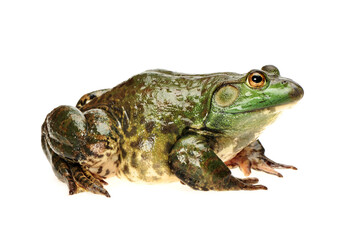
[41,65,303,197]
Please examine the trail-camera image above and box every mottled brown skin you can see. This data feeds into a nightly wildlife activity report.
[41,66,303,196]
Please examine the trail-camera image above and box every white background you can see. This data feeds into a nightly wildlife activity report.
[1,0,360,239]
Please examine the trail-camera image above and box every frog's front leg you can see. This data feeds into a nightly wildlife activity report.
[42,105,118,197]
[169,134,267,191]
[225,140,297,178]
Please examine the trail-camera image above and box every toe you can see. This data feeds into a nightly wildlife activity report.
[239,159,252,176]
[262,156,297,170]
[239,177,259,184]
[253,163,283,177]
[70,164,111,197]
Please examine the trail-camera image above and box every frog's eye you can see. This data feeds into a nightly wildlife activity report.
[214,85,239,107]
[247,72,267,88]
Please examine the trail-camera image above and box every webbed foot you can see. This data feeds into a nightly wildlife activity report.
[51,155,110,197]
[225,140,297,177]
[69,163,110,197]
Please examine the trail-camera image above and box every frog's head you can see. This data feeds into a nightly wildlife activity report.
[204,65,304,138]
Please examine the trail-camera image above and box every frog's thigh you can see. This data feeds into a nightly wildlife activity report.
[41,106,111,197]
[168,134,266,191]
[76,89,111,109]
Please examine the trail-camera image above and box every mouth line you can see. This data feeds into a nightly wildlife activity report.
[221,101,299,115]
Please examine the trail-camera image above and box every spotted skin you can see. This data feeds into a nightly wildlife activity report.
[169,134,267,190]
[41,65,304,196]
[78,70,244,183]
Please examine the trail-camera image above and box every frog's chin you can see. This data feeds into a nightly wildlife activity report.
[223,101,300,137]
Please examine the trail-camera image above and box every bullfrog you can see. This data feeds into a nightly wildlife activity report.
[41,65,303,197]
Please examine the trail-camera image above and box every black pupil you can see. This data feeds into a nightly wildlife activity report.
[252,74,263,83]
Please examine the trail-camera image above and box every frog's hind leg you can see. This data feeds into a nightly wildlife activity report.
[169,134,267,191]
[41,106,111,197]
[76,89,110,109]
[42,131,110,197]
[225,140,297,178]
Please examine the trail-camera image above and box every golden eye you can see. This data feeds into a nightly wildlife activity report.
[247,72,266,88]
[214,85,239,107]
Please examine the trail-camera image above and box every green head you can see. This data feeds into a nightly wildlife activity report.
[205,65,304,137]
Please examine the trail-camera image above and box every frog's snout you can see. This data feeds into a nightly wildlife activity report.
[288,80,304,101]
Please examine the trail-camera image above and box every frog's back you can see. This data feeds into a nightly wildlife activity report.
[81,70,242,182]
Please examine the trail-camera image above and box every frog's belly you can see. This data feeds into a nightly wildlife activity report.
[87,153,120,178]
[88,153,177,183]
[116,154,178,183]
[117,167,178,183]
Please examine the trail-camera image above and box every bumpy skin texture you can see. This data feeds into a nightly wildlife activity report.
[41,65,304,197]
